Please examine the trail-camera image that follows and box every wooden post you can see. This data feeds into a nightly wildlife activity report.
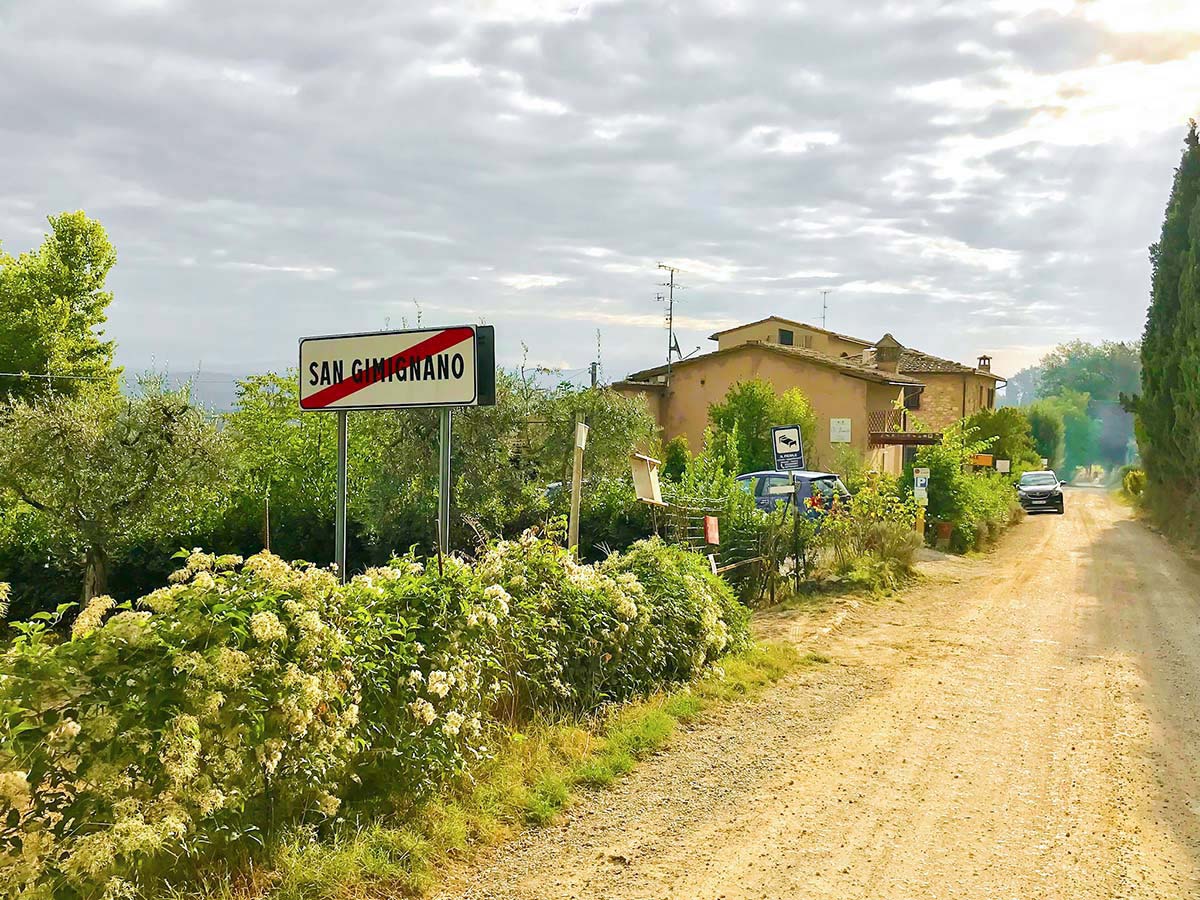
[568,417,589,556]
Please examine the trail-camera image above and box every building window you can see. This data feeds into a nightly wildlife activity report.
[978,385,984,407]
[987,387,995,408]
[903,386,922,410]
[778,328,794,346]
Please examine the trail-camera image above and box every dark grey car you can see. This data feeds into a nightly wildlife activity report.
[1017,470,1066,514]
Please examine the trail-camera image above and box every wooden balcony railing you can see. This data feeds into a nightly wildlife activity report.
[867,409,941,446]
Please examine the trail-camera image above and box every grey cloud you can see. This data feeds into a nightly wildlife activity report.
[0,0,1190,383]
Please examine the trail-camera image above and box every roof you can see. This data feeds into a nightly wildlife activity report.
[898,348,1004,381]
[708,316,874,348]
[737,470,839,480]
[626,340,924,386]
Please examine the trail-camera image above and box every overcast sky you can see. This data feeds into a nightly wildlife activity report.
[2,0,1198,388]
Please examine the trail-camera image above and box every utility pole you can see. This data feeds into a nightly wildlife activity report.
[657,263,683,383]
[820,289,833,329]
[589,360,599,387]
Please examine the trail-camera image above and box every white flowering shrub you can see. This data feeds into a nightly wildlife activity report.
[600,538,751,682]
[335,555,492,802]
[0,551,356,899]
[0,537,749,898]
[478,529,749,718]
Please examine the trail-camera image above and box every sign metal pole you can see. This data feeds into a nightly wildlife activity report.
[335,410,348,583]
[438,407,452,557]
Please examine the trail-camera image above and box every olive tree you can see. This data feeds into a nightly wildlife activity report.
[0,382,227,599]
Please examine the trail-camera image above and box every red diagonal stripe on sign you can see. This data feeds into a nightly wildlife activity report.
[302,327,475,409]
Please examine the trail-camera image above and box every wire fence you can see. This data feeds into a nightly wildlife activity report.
[658,489,782,604]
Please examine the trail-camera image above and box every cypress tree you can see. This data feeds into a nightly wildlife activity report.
[1137,121,1200,511]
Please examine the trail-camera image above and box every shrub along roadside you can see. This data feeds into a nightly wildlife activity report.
[169,642,811,900]
[0,535,748,899]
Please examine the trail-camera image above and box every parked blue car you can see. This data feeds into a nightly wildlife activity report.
[735,470,851,516]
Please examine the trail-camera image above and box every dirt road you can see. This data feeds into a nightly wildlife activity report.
[436,490,1200,899]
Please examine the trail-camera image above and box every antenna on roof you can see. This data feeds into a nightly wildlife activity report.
[657,263,688,383]
[820,289,833,329]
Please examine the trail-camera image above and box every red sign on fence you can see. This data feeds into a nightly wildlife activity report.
[703,515,720,546]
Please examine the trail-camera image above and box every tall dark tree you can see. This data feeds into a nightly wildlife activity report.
[1133,120,1200,507]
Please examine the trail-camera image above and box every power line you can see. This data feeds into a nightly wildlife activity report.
[0,371,111,381]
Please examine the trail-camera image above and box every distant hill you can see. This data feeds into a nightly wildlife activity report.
[123,370,250,413]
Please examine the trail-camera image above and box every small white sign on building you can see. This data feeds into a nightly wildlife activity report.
[830,417,852,444]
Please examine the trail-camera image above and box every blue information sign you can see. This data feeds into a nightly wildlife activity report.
[772,425,805,470]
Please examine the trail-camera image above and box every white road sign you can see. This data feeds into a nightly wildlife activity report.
[299,325,495,411]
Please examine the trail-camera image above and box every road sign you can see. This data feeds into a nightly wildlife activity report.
[996,459,1011,474]
[913,467,929,506]
[299,325,496,411]
[298,324,497,577]
[772,424,805,470]
[830,417,852,444]
[969,453,994,467]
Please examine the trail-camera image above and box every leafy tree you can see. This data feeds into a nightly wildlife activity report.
[221,372,354,564]
[1130,120,1200,511]
[1037,391,1098,476]
[708,380,817,472]
[963,407,1041,474]
[0,382,227,599]
[998,365,1042,407]
[354,373,657,555]
[0,211,121,401]
[1036,340,1140,466]
[1026,400,1066,470]
[1038,340,1141,403]
[661,435,690,482]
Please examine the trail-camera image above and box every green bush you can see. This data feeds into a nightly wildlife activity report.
[602,538,750,680]
[1122,467,1146,498]
[906,422,1020,553]
[337,555,494,803]
[818,476,922,589]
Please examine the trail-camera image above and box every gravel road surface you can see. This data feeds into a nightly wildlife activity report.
[435,490,1200,899]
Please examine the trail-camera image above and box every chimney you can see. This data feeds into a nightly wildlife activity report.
[977,354,992,373]
[874,333,902,374]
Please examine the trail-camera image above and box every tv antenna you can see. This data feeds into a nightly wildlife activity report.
[657,263,688,382]
[820,289,833,329]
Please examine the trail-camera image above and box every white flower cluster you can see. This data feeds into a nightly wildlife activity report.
[426,670,454,698]
[408,698,437,726]
[0,769,30,810]
[483,584,511,617]
[250,610,288,644]
[72,594,115,639]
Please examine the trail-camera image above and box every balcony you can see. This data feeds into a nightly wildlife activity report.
[867,409,941,446]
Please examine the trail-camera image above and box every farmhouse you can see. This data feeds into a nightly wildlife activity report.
[613,316,1003,475]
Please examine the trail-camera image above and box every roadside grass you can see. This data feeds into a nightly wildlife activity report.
[171,641,813,900]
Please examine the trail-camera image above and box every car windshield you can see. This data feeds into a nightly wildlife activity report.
[811,477,851,499]
[1020,472,1059,486]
